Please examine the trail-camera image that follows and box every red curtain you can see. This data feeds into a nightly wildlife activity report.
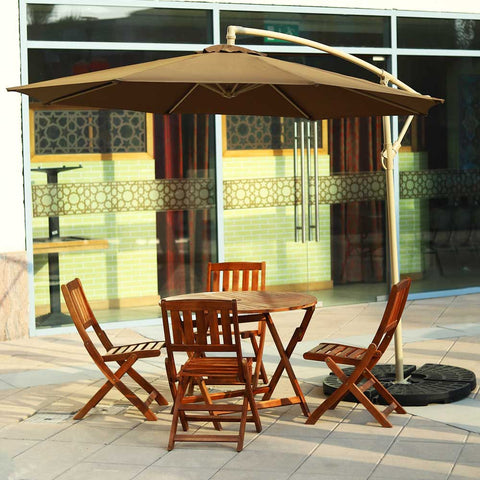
[155,114,214,296]
[329,117,386,284]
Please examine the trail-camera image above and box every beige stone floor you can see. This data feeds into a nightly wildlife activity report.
[1,293,480,479]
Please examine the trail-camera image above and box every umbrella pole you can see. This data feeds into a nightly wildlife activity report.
[226,25,421,382]
[382,114,404,382]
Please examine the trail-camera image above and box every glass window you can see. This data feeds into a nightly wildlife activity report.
[220,11,390,47]
[398,55,480,295]
[27,4,212,43]
[398,17,480,49]
[29,49,217,330]
[27,49,188,83]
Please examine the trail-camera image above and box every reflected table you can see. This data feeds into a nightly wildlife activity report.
[164,290,317,416]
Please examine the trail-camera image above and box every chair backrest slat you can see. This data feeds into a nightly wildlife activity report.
[207,262,266,292]
[161,299,242,365]
[372,278,411,355]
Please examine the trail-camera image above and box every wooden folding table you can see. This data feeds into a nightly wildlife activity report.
[164,290,317,416]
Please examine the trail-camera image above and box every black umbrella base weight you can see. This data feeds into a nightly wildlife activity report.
[36,311,72,328]
[322,364,476,406]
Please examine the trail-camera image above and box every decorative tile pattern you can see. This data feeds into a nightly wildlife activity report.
[226,115,294,150]
[400,169,480,198]
[33,109,148,155]
[32,179,215,216]
[223,172,385,209]
[31,170,480,217]
[225,116,325,152]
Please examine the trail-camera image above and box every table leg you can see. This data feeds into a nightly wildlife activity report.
[252,321,267,388]
[259,306,315,416]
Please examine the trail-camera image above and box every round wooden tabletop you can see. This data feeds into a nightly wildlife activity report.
[163,290,317,314]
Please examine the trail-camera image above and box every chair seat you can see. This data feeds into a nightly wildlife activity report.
[304,342,376,365]
[104,341,164,361]
[181,356,253,378]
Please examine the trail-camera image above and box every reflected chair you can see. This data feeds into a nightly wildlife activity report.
[61,278,168,421]
[207,261,268,385]
[303,278,411,427]
[161,298,262,451]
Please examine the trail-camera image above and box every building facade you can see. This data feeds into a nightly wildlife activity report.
[3,0,480,340]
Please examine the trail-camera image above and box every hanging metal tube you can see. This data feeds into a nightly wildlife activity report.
[313,121,320,242]
[306,121,312,241]
[300,121,306,243]
[293,121,299,242]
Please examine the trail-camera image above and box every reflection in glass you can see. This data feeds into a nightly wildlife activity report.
[398,56,480,295]
[221,11,390,47]
[27,4,212,43]
[398,17,480,49]
[27,49,188,83]
[29,50,217,329]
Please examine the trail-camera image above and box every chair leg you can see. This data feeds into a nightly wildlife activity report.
[306,353,374,425]
[165,358,189,431]
[347,381,393,428]
[169,377,189,450]
[237,395,249,452]
[114,380,158,421]
[125,366,169,406]
[243,361,262,433]
[73,380,114,420]
[250,331,269,385]
[364,369,407,415]
[195,376,223,431]
[75,355,159,421]
[305,378,353,425]
[109,356,158,421]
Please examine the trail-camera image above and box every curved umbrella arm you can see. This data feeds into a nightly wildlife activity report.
[226,25,412,382]
[226,25,419,94]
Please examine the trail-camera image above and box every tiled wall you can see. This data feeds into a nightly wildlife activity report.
[30,150,429,312]
[32,160,158,311]
[223,153,332,287]
[398,151,428,275]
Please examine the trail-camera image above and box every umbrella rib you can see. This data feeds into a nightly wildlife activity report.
[201,83,262,99]
[270,85,310,119]
[47,81,119,105]
[168,84,200,114]
[343,87,425,115]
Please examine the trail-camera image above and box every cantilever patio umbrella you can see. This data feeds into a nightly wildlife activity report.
[8,34,443,381]
[8,44,440,118]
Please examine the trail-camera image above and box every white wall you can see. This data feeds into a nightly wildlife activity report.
[1,1,25,253]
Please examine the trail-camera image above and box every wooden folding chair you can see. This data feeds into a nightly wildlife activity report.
[161,298,262,451]
[61,278,169,421]
[207,261,268,385]
[303,278,411,427]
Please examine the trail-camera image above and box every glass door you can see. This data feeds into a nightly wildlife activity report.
[31,110,217,329]
[221,115,332,293]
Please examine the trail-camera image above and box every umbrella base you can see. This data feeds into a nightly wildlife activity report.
[322,364,476,406]
[35,311,72,328]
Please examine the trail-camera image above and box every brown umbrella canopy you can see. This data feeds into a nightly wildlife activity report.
[8,45,442,119]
